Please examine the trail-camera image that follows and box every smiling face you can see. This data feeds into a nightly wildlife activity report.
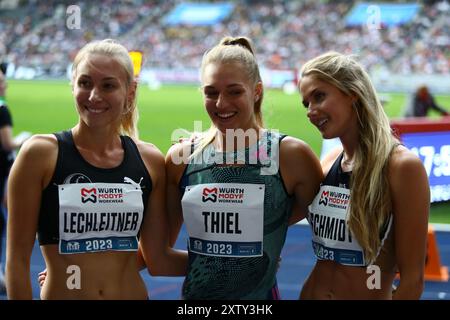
[299,75,357,140]
[72,53,132,132]
[202,62,262,133]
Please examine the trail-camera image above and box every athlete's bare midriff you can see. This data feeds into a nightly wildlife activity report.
[40,245,147,300]
[300,260,396,300]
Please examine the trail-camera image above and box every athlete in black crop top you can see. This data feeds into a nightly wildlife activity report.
[321,152,350,188]
[38,130,152,246]
[299,52,429,299]
[308,153,395,268]
[6,39,187,300]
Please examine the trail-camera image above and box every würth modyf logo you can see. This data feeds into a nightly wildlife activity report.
[319,190,329,206]
[202,187,217,202]
[81,188,97,203]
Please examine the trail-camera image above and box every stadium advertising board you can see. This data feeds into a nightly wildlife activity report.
[391,117,450,203]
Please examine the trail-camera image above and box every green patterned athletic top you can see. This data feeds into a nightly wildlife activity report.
[179,130,293,299]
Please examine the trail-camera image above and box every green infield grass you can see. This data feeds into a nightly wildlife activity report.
[6,80,450,223]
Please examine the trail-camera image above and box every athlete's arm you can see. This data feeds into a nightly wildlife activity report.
[279,137,323,225]
[389,146,429,299]
[165,142,190,246]
[137,142,187,276]
[6,135,57,299]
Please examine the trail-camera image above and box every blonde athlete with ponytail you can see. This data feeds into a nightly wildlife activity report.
[166,36,322,299]
[6,39,187,299]
[298,52,429,299]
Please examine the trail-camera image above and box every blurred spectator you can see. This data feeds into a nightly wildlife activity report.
[0,63,31,292]
[0,63,11,293]
[404,85,449,117]
[0,1,449,77]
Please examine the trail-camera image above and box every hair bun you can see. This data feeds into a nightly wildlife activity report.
[221,36,255,55]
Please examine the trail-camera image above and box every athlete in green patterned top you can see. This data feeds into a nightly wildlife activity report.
[166,36,323,299]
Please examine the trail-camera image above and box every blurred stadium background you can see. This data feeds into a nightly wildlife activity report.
[0,0,449,299]
[0,0,449,89]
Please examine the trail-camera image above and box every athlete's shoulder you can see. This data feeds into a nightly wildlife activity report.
[134,139,165,168]
[279,136,322,182]
[279,136,317,160]
[166,140,192,166]
[132,139,166,188]
[133,140,164,160]
[389,144,426,179]
[20,134,57,158]
[13,134,58,177]
[280,135,309,149]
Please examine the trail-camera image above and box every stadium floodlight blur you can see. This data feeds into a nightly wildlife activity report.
[164,3,234,26]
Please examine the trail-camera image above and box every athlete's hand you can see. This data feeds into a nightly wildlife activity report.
[172,131,201,145]
[38,269,47,288]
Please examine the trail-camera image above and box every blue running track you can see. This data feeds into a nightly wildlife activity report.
[1,224,449,300]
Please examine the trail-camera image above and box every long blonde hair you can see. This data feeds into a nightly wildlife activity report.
[192,36,264,158]
[301,52,398,262]
[72,39,138,138]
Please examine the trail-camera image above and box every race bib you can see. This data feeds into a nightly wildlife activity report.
[308,185,365,266]
[58,181,144,254]
[182,183,265,257]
